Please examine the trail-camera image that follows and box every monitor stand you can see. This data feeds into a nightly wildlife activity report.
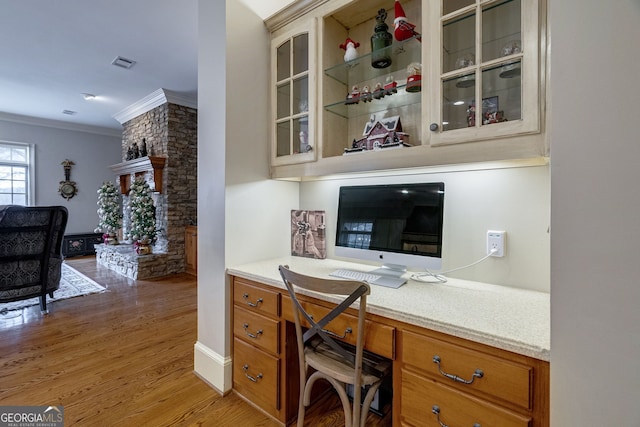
[368,263,407,278]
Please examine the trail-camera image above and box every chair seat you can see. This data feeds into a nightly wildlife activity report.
[305,341,391,386]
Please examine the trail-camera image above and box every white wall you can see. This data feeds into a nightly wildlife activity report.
[550,1,640,424]
[195,0,297,393]
[301,164,550,292]
[0,119,122,234]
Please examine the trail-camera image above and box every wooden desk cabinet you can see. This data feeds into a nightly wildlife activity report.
[230,275,549,426]
[185,225,197,276]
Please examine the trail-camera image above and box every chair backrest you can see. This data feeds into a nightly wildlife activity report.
[279,265,372,383]
[0,205,69,296]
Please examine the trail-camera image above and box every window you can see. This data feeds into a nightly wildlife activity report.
[0,142,32,205]
[340,221,373,249]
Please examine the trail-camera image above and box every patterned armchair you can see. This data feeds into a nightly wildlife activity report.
[0,205,68,313]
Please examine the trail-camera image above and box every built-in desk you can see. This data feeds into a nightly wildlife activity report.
[227,257,550,426]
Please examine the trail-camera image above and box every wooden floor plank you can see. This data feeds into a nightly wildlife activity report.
[0,256,390,426]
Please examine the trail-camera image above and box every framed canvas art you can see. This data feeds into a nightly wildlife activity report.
[291,210,326,259]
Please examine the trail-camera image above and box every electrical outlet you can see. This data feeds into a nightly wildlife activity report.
[487,230,506,257]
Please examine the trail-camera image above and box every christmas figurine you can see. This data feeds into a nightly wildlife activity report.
[394,0,422,42]
[339,38,360,63]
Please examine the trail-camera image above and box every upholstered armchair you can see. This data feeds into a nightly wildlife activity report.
[0,205,69,312]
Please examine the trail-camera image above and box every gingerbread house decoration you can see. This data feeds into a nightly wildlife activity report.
[345,115,411,154]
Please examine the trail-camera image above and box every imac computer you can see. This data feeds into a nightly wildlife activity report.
[333,182,445,287]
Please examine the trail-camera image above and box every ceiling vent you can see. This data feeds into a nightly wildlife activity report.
[111,56,136,69]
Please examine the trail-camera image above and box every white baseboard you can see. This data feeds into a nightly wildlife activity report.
[194,341,232,393]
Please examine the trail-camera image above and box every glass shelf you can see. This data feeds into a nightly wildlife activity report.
[324,84,421,119]
[324,35,422,85]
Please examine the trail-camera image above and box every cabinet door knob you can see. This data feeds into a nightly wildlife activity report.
[429,123,439,132]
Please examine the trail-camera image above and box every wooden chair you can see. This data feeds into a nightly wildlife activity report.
[279,265,391,427]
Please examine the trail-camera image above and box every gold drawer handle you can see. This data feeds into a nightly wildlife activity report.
[243,323,263,339]
[242,364,263,383]
[432,405,481,427]
[433,355,484,384]
[242,293,263,307]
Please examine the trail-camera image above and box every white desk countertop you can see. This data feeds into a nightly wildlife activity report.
[227,256,550,361]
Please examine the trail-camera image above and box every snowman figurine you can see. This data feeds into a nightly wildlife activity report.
[339,38,360,63]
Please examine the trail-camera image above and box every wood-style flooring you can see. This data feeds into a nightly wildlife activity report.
[0,257,391,426]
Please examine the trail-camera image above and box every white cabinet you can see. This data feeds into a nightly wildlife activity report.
[425,0,543,146]
[267,0,547,179]
[270,18,317,167]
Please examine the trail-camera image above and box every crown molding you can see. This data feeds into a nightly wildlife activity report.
[0,111,122,137]
[265,0,329,31]
[112,88,197,125]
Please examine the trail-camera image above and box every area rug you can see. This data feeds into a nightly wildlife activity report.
[0,263,106,314]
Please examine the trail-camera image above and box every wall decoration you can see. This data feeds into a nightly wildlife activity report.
[58,159,78,201]
[291,210,326,259]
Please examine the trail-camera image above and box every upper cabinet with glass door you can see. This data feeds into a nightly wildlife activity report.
[271,19,316,166]
[426,0,542,146]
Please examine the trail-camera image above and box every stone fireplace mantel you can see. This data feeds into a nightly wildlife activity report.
[110,156,166,194]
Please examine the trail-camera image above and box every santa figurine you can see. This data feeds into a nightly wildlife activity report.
[394,0,422,42]
[339,38,360,62]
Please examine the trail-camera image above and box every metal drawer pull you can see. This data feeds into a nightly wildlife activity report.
[323,326,352,339]
[242,293,263,307]
[432,405,481,427]
[243,323,263,339]
[242,364,263,382]
[433,355,484,384]
[308,314,352,339]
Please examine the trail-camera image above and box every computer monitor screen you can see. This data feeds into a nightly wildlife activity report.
[335,182,445,271]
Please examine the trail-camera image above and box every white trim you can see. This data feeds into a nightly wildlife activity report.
[193,341,233,393]
[112,88,198,125]
[0,112,122,137]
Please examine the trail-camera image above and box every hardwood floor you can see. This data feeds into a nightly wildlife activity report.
[0,257,391,427]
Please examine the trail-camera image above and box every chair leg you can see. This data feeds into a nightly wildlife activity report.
[39,295,49,314]
[304,372,353,427]
[359,381,383,427]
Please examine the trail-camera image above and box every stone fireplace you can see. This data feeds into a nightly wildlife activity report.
[96,90,197,279]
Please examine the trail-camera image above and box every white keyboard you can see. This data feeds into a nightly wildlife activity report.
[329,269,406,289]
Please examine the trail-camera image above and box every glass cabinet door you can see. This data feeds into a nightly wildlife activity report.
[271,22,316,166]
[427,0,540,146]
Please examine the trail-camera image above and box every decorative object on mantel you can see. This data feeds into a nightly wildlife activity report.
[371,8,393,69]
[58,159,78,201]
[94,181,122,245]
[393,0,422,42]
[291,210,326,259]
[140,138,148,157]
[127,177,157,255]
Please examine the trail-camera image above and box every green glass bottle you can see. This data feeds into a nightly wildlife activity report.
[371,9,392,69]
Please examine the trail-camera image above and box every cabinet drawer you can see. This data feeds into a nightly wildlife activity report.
[233,278,279,317]
[233,338,280,414]
[401,369,531,427]
[402,330,532,409]
[234,306,280,354]
[282,295,395,360]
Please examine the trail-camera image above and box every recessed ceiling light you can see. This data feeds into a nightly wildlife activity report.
[82,93,96,100]
[453,100,465,106]
[62,110,77,115]
[111,56,136,69]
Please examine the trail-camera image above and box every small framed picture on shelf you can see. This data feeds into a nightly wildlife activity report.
[482,96,499,117]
